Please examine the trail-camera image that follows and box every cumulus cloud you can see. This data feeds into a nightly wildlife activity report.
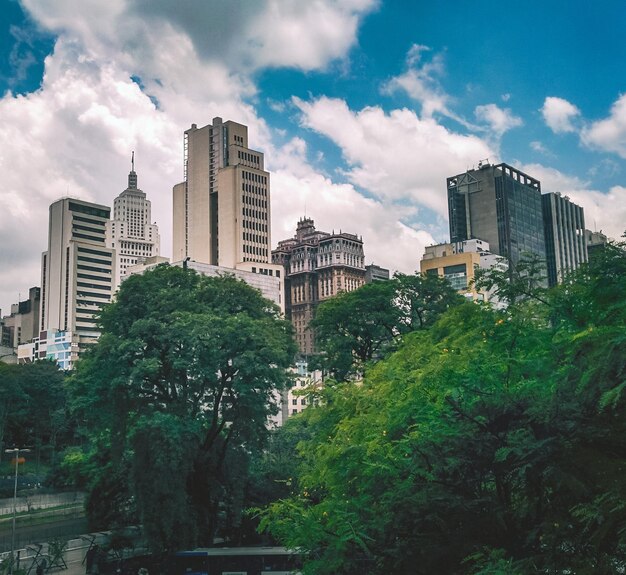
[530,141,552,155]
[382,44,457,120]
[0,0,395,314]
[23,0,378,76]
[474,103,523,140]
[581,93,626,159]
[293,96,494,216]
[541,96,581,134]
[0,37,184,313]
[268,138,435,275]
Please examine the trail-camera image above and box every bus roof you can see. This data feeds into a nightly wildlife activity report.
[175,547,297,557]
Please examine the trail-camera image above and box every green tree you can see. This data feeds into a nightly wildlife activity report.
[259,238,626,574]
[0,361,68,473]
[311,273,462,380]
[69,265,296,552]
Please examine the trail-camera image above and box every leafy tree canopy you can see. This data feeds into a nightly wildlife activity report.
[0,360,68,475]
[69,265,296,551]
[311,272,463,380]
[260,239,626,574]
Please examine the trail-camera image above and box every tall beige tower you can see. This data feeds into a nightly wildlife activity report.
[106,154,161,289]
[173,117,271,269]
[40,198,114,348]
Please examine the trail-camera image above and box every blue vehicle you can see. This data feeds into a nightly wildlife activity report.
[174,546,302,575]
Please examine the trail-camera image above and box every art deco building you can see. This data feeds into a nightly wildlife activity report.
[106,154,160,289]
[448,162,546,266]
[173,117,273,269]
[39,198,114,350]
[273,218,366,356]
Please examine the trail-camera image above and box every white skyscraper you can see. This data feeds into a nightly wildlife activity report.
[106,153,161,289]
[39,198,114,350]
[172,117,272,269]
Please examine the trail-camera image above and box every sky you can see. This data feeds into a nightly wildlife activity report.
[1,0,626,315]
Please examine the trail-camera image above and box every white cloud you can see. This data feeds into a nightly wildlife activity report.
[0,0,387,315]
[269,142,435,275]
[293,96,494,216]
[581,93,626,159]
[22,0,377,77]
[541,96,581,134]
[245,0,379,71]
[530,141,551,155]
[382,44,456,120]
[474,103,523,139]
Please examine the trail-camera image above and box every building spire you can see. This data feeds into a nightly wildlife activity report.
[128,150,138,189]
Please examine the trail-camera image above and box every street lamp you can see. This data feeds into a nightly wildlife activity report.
[5,447,31,574]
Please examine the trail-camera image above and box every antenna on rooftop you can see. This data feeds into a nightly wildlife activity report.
[131,150,135,172]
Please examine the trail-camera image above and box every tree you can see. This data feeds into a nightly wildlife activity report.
[311,281,399,380]
[259,238,626,573]
[0,361,68,473]
[311,273,462,380]
[69,265,296,551]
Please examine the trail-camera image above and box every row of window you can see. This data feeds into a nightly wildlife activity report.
[242,208,267,221]
[237,150,260,165]
[243,218,267,232]
[69,201,109,219]
[243,245,268,257]
[242,170,268,185]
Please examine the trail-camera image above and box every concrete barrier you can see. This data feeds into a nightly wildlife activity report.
[0,492,85,517]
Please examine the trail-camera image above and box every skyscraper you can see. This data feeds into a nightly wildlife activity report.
[40,198,114,349]
[448,162,546,266]
[173,117,271,269]
[272,218,366,356]
[542,192,587,286]
[106,153,160,289]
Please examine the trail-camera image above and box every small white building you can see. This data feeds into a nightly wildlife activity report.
[18,329,79,371]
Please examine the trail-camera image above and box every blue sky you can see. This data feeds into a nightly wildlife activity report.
[1,0,625,313]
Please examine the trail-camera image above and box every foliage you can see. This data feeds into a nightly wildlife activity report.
[68,265,296,551]
[0,360,71,477]
[311,272,463,380]
[260,239,626,574]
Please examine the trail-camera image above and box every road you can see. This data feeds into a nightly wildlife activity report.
[0,513,88,553]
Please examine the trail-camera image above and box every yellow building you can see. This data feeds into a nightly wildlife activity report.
[420,239,506,304]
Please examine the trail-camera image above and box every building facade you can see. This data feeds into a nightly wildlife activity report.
[17,329,79,371]
[106,155,160,289]
[39,198,114,350]
[542,192,587,286]
[1,286,40,349]
[365,264,390,283]
[173,117,271,269]
[584,229,609,262]
[272,218,366,356]
[125,258,284,314]
[420,238,507,305]
[448,162,546,266]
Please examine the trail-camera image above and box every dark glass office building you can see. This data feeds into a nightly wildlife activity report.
[448,163,546,266]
